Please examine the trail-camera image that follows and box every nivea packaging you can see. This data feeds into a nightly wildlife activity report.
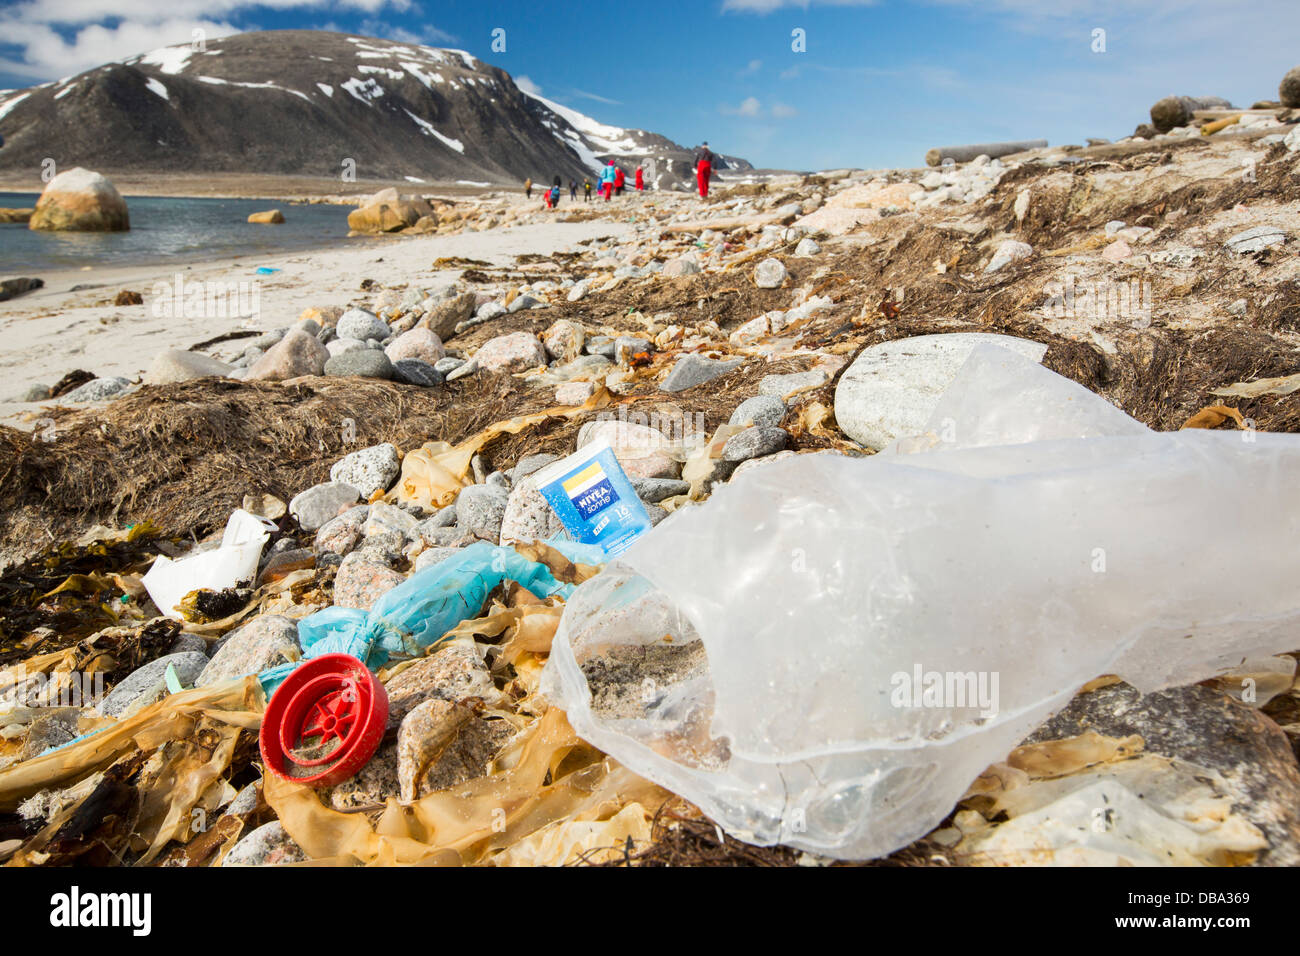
[535,439,652,557]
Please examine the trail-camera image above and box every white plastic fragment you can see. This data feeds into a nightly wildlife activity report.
[142,509,275,618]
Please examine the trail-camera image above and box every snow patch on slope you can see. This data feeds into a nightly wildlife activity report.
[139,46,193,75]
[145,77,169,101]
[342,77,385,104]
[0,92,31,120]
[403,109,464,152]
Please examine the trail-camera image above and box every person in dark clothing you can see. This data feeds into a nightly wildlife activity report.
[583,179,593,201]
[693,142,715,198]
[570,180,578,200]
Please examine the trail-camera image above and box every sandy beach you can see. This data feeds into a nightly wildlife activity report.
[0,208,632,424]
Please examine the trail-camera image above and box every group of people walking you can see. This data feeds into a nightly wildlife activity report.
[523,141,716,209]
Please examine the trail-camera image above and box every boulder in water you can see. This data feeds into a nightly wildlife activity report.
[29,167,129,232]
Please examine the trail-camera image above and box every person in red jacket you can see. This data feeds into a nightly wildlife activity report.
[694,142,714,198]
[614,165,626,196]
[635,165,644,191]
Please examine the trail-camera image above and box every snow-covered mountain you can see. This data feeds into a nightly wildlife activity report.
[0,30,750,186]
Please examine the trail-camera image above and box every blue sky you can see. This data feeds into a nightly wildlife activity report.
[2,0,1298,170]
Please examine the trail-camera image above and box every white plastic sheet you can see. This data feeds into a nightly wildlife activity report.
[142,510,275,619]
[542,346,1300,859]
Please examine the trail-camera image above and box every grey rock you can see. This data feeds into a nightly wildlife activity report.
[614,335,652,365]
[224,781,259,818]
[794,237,821,258]
[19,384,50,402]
[445,358,478,381]
[418,506,458,535]
[20,709,82,760]
[455,483,509,541]
[474,300,507,322]
[731,448,798,481]
[662,256,700,277]
[985,240,1033,273]
[97,652,209,718]
[392,358,444,387]
[511,453,559,482]
[434,357,465,374]
[722,426,789,462]
[61,376,131,403]
[330,443,401,498]
[197,615,300,686]
[168,632,208,656]
[631,477,690,503]
[660,354,742,393]
[336,308,391,342]
[758,370,828,399]
[333,552,404,610]
[1224,225,1286,255]
[754,258,789,288]
[290,481,361,531]
[413,546,464,573]
[0,276,43,301]
[507,293,543,313]
[498,473,565,546]
[425,291,478,341]
[325,350,395,379]
[1025,682,1300,867]
[384,640,498,726]
[313,505,369,556]
[326,337,368,358]
[585,335,616,360]
[222,821,307,867]
[729,395,786,428]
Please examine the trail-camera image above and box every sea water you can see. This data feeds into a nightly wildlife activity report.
[0,192,353,272]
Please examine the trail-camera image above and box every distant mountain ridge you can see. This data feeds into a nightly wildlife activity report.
[0,30,751,187]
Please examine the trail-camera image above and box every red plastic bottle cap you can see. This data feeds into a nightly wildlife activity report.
[260,653,389,787]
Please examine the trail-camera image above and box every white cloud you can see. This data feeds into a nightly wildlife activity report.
[0,18,242,79]
[720,95,762,116]
[0,1,430,80]
[515,74,542,95]
[771,102,798,117]
[737,58,761,77]
[779,66,800,80]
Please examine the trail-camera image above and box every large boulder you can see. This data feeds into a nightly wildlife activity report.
[834,332,1047,450]
[421,291,477,341]
[29,167,129,232]
[385,328,445,365]
[347,201,425,234]
[1149,94,1232,132]
[246,328,329,381]
[473,332,547,373]
[144,348,232,385]
[1279,66,1300,108]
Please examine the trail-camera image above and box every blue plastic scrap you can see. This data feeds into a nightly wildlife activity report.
[257,540,589,698]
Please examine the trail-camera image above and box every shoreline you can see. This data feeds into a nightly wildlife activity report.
[0,171,508,202]
[0,215,633,423]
